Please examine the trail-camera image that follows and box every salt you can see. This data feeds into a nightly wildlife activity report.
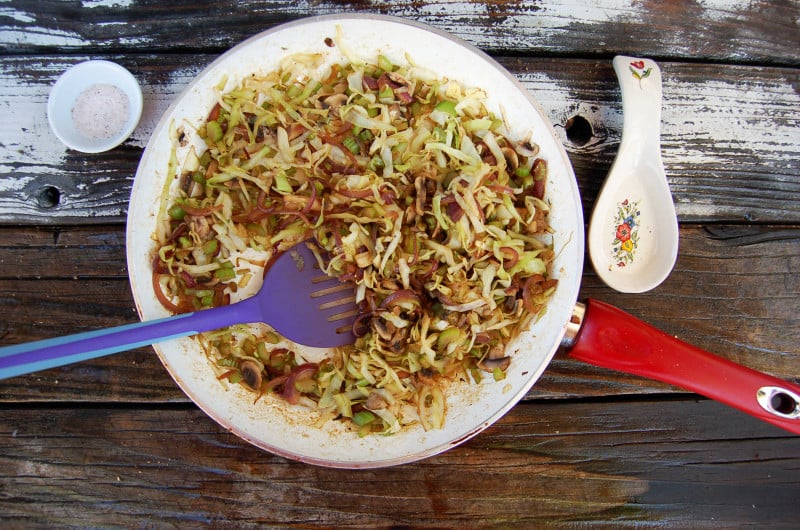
[71,83,130,140]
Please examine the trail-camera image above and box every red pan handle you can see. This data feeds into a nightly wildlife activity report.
[567,299,800,434]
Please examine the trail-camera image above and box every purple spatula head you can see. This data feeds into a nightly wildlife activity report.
[256,243,357,348]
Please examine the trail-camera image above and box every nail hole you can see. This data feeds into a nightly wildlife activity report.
[565,115,593,146]
[771,392,797,415]
[37,186,61,208]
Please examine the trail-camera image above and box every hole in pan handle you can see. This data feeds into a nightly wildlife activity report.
[756,386,800,419]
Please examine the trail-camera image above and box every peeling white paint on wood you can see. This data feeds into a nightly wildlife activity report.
[664,75,800,167]
[1,1,796,63]
[0,6,35,24]
[0,30,85,49]
[515,66,800,170]
[0,56,797,223]
[0,175,34,192]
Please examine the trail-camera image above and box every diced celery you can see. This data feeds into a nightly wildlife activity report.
[378,54,394,72]
[352,410,376,426]
[273,171,292,193]
[434,100,457,116]
[206,120,223,142]
[168,204,186,220]
[202,239,218,256]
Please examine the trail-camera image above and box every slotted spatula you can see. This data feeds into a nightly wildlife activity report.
[0,242,357,380]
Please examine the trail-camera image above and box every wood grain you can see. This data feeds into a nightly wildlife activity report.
[1,2,799,524]
[1,55,799,224]
[2,0,798,65]
[1,224,797,403]
[1,399,797,527]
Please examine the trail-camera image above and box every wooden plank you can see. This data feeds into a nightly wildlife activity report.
[0,226,181,402]
[1,1,798,64]
[1,224,797,403]
[1,55,799,225]
[503,57,800,224]
[0,399,797,527]
[0,55,189,224]
[0,225,127,279]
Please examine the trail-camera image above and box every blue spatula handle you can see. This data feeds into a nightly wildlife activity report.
[0,299,255,380]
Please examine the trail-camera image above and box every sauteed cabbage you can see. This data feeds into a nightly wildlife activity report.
[152,46,557,435]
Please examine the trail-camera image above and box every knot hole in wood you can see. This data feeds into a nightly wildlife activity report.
[564,115,593,146]
[36,186,61,209]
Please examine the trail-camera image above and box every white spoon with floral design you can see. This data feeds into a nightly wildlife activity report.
[588,56,679,293]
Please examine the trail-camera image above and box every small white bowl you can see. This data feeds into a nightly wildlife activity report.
[47,60,143,153]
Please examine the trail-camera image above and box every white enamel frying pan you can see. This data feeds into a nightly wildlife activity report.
[127,14,800,469]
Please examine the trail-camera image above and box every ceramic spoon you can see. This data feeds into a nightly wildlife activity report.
[588,56,679,293]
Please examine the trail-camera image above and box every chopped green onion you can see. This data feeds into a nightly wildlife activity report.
[286,83,302,99]
[274,171,292,193]
[378,54,394,73]
[206,120,223,142]
[202,239,218,256]
[168,204,186,220]
[515,166,531,178]
[214,262,236,281]
[352,410,376,426]
[357,128,373,143]
[434,100,457,116]
[378,84,394,101]
[367,155,385,171]
[256,342,270,362]
[342,135,360,154]
[437,327,462,351]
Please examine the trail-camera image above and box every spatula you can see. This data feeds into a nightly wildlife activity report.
[0,242,357,380]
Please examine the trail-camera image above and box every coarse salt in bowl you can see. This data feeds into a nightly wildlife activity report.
[47,60,143,153]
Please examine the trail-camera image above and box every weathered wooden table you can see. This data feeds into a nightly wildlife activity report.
[1,1,799,527]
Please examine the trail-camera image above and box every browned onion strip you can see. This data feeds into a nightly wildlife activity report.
[380,289,423,309]
[498,247,519,269]
[283,363,319,405]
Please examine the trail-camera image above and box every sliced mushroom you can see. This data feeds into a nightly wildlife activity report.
[515,133,540,158]
[478,356,511,373]
[366,391,388,410]
[386,72,414,103]
[239,360,263,392]
[414,176,427,216]
[487,342,506,360]
[500,146,519,172]
[373,319,396,341]
[189,215,211,240]
[387,71,410,87]
[321,93,348,109]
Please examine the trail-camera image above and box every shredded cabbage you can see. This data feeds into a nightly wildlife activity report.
[152,49,558,436]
